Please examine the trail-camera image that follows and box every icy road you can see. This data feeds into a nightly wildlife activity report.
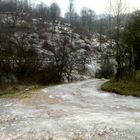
[0,79,140,140]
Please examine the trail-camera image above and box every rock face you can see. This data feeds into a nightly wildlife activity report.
[11,24,104,81]
[27,29,105,80]
[0,79,140,140]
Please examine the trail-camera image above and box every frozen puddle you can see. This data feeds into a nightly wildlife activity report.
[0,79,140,140]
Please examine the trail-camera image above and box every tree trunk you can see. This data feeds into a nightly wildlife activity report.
[115,56,121,80]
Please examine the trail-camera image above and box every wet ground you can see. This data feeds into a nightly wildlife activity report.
[0,79,140,140]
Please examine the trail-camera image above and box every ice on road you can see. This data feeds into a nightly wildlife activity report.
[0,79,140,140]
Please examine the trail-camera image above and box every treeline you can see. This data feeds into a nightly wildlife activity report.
[0,0,130,35]
[0,0,104,34]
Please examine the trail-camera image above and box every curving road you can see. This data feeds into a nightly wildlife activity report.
[0,79,140,140]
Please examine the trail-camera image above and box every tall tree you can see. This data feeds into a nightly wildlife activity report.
[110,0,127,79]
[87,9,96,33]
[50,2,61,36]
[68,0,75,25]
[80,8,96,33]
[65,0,75,43]
[99,18,103,50]
[80,7,88,30]
[36,3,49,22]
[124,10,140,74]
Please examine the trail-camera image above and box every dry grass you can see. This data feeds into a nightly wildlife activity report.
[0,85,46,99]
[101,70,140,97]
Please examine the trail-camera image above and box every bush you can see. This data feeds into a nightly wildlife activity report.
[95,56,115,78]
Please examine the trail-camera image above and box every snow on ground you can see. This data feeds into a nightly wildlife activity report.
[0,79,140,140]
[85,61,100,76]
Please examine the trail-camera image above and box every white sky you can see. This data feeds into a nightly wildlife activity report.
[34,0,140,16]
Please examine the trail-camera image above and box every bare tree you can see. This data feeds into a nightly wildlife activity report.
[99,18,103,50]
[107,0,128,79]
[68,0,75,43]
[87,9,95,33]
[80,7,88,32]
[68,0,75,25]
[50,2,61,37]
[80,8,96,34]
[42,36,91,82]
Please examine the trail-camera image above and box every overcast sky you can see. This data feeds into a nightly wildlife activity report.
[35,0,140,16]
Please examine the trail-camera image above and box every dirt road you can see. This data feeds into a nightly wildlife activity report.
[0,79,140,140]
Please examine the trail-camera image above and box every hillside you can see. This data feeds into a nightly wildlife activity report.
[0,11,112,85]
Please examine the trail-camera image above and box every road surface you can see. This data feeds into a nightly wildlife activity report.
[0,79,140,140]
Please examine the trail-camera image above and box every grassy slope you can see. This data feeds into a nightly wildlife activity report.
[0,85,46,98]
[101,71,140,97]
